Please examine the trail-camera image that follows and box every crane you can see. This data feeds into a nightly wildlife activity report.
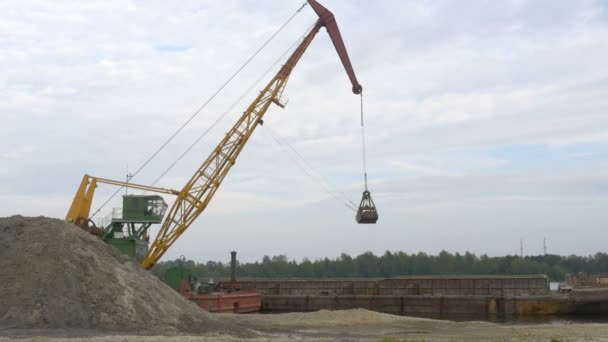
[65,0,376,270]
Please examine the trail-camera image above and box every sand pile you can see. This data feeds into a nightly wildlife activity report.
[259,308,425,326]
[0,216,244,334]
[222,308,448,330]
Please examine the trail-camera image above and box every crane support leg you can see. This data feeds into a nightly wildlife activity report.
[65,175,98,229]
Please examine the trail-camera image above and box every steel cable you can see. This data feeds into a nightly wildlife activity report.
[152,21,358,213]
[360,92,369,191]
[265,129,358,212]
[89,2,308,219]
[149,23,315,187]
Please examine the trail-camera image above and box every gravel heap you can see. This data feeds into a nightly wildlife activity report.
[0,216,244,334]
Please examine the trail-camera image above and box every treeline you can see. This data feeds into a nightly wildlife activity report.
[151,251,608,281]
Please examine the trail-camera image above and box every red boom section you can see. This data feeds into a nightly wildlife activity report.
[308,0,362,94]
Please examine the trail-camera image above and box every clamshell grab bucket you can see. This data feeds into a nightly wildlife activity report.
[356,190,378,224]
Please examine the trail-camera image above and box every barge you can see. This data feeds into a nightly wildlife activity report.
[177,279,261,313]
[163,252,262,313]
[217,275,608,318]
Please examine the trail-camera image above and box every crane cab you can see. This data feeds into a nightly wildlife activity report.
[101,195,168,261]
[356,190,378,224]
[122,195,168,223]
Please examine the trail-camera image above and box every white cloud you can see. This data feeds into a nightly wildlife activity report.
[2,0,608,261]
[0,194,72,217]
[389,160,447,176]
[0,0,137,12]
[545,131,608,145]
[0,18,36,34]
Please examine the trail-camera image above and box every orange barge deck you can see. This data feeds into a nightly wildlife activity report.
[178,279,261,313]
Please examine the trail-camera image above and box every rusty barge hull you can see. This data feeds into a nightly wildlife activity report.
[259,293,608,317]
[185,290,262,313]
[219,275,608,317]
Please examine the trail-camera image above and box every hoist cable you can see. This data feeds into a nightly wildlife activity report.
[88,2,308,219]
[360,92,369,191]
[149,27,357,215]
[268,130,358,211]
[152,21,356,212]
[265,129,358,212]
[150,23,315,187]
[270,130,358,209]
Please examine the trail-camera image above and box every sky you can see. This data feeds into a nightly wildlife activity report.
[1,0,608,264]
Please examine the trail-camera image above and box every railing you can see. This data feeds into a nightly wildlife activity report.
[97,208,122,228]
[111,208,122,220]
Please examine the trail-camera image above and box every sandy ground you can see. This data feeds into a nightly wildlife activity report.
[2,217,606,341]
[0,216,241,335]
[2,309,608,341]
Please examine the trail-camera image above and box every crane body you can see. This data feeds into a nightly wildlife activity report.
[65,0,373,269]
[143,21,324,269]
[65,175,176,260]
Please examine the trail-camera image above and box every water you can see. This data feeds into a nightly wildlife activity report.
[400,282,608,325]
[262,310,608,325]
[504,315,608,325]
[431,313,608,325]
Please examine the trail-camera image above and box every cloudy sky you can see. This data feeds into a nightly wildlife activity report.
[1,0,607,263]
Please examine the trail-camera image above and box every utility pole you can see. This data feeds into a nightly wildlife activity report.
[125,165,133,196]
[520,239,524,258]
[543,238,547,255]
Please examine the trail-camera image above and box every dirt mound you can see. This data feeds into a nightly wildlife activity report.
[257,309,414,326]
[0,216,245,335]
[224,308,445,330]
